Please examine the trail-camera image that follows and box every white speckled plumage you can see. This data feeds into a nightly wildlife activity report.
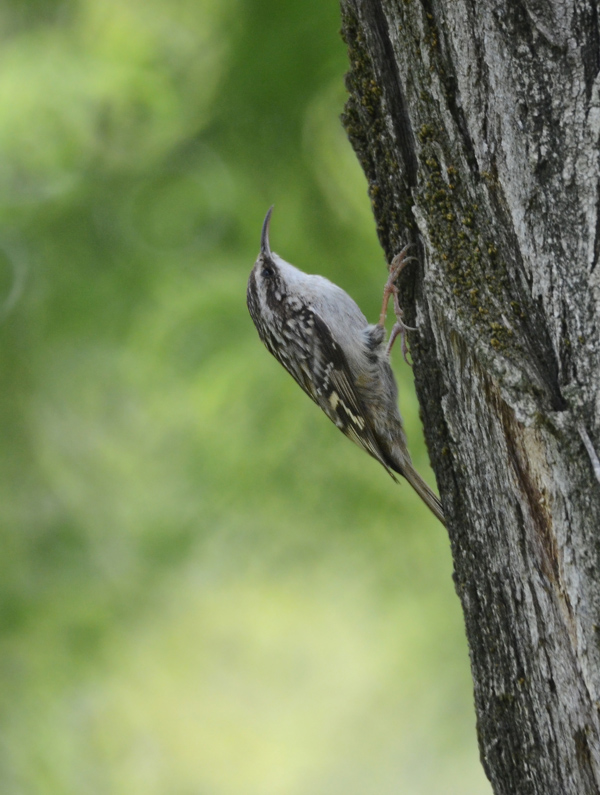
[247,207,444,525]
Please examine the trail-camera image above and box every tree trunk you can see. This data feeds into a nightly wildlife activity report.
[339,1,600,792]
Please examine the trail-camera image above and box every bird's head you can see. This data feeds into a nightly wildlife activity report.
[246,206,306,338]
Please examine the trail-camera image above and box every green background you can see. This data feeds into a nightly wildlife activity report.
[0,0,491,792]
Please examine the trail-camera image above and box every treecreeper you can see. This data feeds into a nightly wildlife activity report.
[247,206,444,525]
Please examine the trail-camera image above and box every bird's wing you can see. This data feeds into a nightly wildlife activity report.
[291,310,394,476]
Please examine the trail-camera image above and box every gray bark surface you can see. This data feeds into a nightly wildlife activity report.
[339,2,600,793]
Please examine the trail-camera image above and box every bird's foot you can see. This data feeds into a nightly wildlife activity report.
[378,245,417,365]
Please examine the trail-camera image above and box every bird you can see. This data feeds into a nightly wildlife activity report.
[246,206,445,525]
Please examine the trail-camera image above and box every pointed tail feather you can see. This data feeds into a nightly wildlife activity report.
[397,462,446,526]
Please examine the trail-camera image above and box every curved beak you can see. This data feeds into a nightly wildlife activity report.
[260,206,274,257]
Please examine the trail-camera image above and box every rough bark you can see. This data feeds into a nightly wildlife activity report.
[339,1,600,793]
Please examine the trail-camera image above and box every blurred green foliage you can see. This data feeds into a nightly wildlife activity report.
[0,0,490,792]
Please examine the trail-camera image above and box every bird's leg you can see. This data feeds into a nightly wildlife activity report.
[378,246,417,365]
[377,246,410,327]
[386,291,414,362]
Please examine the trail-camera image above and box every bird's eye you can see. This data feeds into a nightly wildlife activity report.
[262,264,274,278]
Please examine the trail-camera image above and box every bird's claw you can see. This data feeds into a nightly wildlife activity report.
[388,245,418,280]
